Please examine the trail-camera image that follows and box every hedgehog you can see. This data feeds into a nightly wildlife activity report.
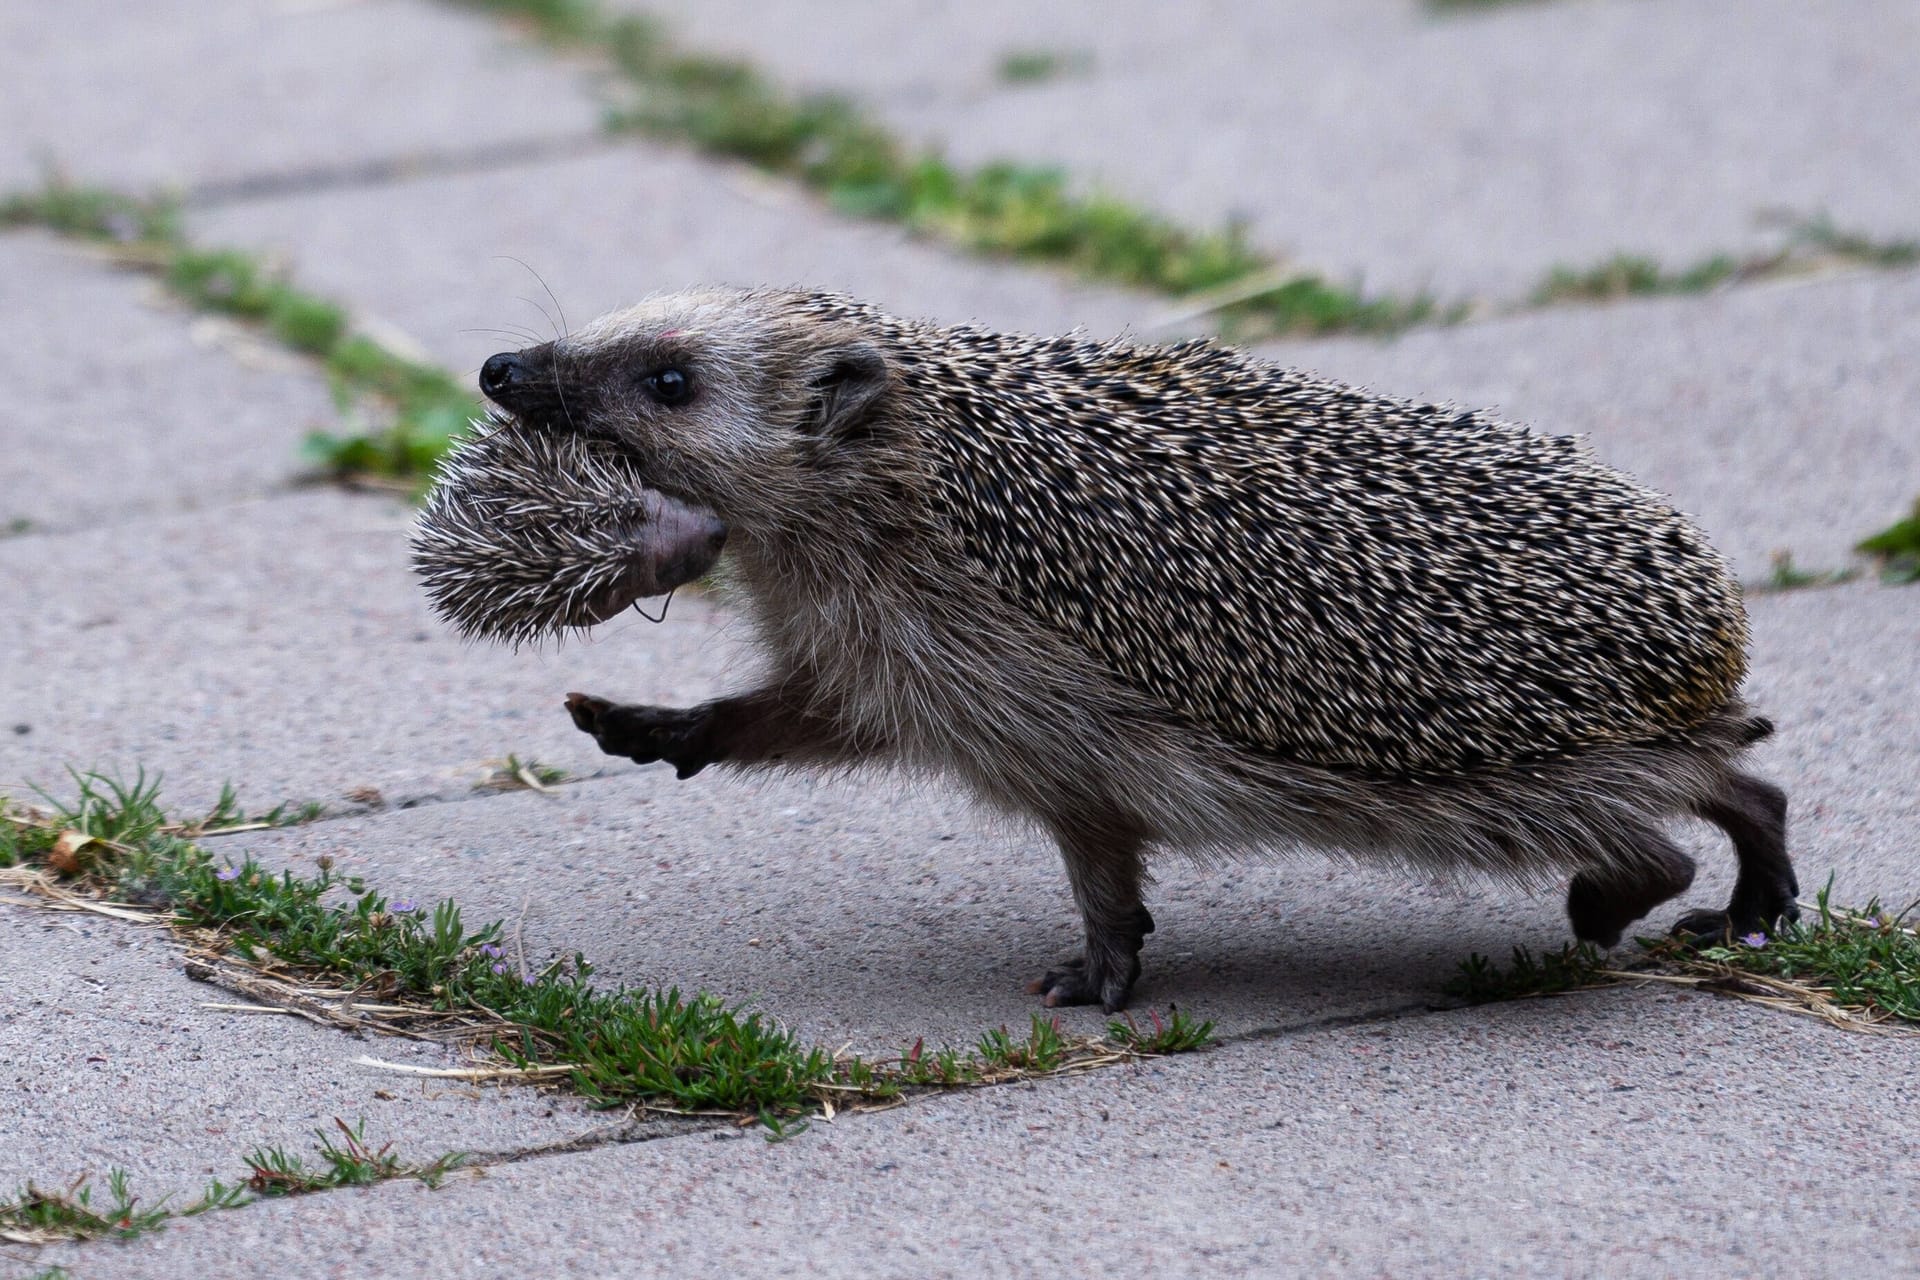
[413,286,1799,1012]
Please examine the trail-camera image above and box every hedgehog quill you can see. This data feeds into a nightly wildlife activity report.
[412,288,1798,1012]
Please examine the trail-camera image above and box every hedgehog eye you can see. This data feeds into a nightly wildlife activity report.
[642,368,692,406]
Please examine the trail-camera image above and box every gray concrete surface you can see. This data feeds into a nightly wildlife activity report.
[0,0,600,193]
[30,989,1920,1278]
[0,490,730,815]
[4,0,1917,1276]
[623,0,1920,299]
[2,232,337,534]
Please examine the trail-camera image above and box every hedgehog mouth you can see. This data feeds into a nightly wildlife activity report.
[567,516,728,626]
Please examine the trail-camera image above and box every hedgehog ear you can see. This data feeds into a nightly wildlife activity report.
[801,342,889,441]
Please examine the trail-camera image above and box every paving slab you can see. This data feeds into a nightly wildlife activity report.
[0,902,612,1209]
[0,490,731,816]
[31,987,1920,1278]
[1267,270,1920,580]
[185,144,1152,378]
[0,0,600,194]
[1,232,340,534]
[620,0,1920,299]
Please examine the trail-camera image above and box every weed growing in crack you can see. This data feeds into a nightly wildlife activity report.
[1857,498,1920,585]
[0,1169,175,1244]
[1640,881,1920,1027]
[995,49,1093,86]
[0,1124,456,1246]
[1446,942,1613,1002]
[1531,216,1920,306]
[477,754,569,792]
[976,1015,1070,1073]
[244,1119,468,1196]
[1746,550,1860,595]
[1108,1005,1217,1054]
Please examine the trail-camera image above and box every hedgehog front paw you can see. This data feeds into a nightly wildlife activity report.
[1026,950,1141,1014]
[564,693,720,779]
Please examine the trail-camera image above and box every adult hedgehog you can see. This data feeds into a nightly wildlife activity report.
[415,287,1798,1012]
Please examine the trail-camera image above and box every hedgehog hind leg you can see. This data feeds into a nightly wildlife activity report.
[1672,773,1799,942]
[1565,826,1698,949]
[1027,810,1155,1014]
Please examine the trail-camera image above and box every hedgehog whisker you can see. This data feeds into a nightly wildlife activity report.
[511,258,571,341]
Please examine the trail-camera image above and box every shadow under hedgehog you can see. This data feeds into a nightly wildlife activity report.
[411,287,1799,1013]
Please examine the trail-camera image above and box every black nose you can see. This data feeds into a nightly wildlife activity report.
[479,352,525,400]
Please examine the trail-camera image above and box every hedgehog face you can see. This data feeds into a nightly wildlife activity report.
[476,289,893,536]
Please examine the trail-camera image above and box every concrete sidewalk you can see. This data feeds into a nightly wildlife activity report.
[3,2,1916,1276]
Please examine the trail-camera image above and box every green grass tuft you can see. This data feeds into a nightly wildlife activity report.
[1446,942,1613,1002]
[1451,881,1920,1028]
[975,1015,1070,1073]
[1648,881,1920,1026]
[1532,216,1920,307]
[0,1124,456,1245]
[477,754,569,791]
[1108,1005,1217,1054]
[1531,253,1741,305]
[0,1169,175,1243]
[243,1119,468,1196]
[1857,498,1920,584]
[1746,550,1860,595]
[0,183,178,242]
[995,49,1093,86]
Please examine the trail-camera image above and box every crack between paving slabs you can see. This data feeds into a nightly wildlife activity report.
[177,132,619,212]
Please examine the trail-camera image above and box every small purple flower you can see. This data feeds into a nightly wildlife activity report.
[215,866,240,882]
[1740,931,1768,948]
[389,899,418,915]
[1864,916,1883,930]
[480,943,503,959]
[490,962,511,976]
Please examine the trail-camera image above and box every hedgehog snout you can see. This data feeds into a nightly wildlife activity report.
[479,348,570,423]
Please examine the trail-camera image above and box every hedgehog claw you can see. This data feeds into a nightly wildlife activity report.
[564,692,613,735]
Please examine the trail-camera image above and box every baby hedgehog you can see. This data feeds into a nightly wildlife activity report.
[416,287,1798,1012]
